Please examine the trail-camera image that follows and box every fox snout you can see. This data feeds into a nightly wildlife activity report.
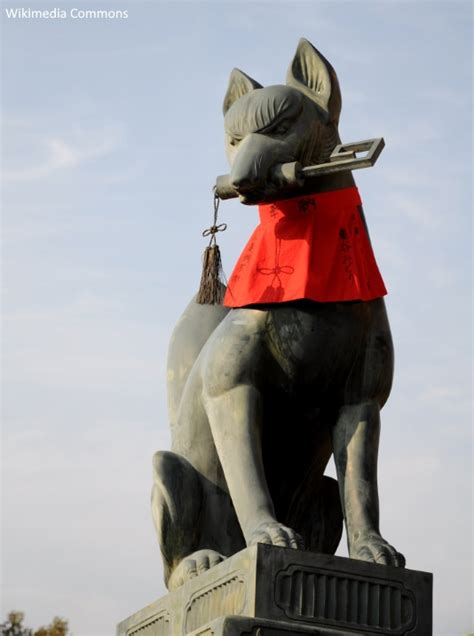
[228,131,295,202]
[222,39,342,204]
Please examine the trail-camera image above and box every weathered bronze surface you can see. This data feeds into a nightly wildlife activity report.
[151,38,405,592]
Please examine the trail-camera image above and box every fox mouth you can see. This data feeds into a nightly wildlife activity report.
[235,182,283,205]
[231,155,299,204]
[238,191,264,205]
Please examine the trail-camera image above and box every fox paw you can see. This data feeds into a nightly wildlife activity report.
[350,532,405,568]
[168,549,225,590]
[247,520,304,550]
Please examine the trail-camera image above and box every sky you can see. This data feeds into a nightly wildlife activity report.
[1,1,472,635]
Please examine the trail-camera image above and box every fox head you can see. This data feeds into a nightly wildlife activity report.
[223,38,345,204]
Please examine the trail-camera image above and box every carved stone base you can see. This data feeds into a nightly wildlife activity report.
[186,616,365,635]
[117,545,432,635]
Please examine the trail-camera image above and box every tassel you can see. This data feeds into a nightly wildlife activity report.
[196,244,225,304]
[196,190,227,305]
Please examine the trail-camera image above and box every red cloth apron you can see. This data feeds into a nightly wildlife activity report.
[223,187,386,307]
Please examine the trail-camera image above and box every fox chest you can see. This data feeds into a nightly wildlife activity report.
[262,302,370,391]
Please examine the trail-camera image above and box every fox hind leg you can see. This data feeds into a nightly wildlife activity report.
[151,450,244,589]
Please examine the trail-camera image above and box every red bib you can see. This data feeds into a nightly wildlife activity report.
[223,187,386,307]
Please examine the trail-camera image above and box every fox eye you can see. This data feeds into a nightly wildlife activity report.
[228,136,240,147]
[273,119,292,135]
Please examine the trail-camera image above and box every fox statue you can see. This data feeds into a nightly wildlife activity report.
[151,38,405,591]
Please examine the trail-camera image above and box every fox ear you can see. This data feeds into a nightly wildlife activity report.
[286,38,341,125]
[223,68,262,115]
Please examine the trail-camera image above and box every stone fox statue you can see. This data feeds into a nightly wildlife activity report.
[152,38,405,591]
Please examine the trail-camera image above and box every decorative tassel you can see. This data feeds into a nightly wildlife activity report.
[196,244,225,304]
[196,190,227,305]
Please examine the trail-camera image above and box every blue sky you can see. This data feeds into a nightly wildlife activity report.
[1,1,472,635]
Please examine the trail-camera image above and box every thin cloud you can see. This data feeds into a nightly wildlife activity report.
[2,122,124,182]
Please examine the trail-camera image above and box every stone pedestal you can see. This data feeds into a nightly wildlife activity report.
[117,545,432,635]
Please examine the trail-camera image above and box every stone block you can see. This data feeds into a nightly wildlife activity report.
[117,545,432,635]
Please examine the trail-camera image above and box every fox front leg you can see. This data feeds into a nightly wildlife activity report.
[200,308,304,550]
[332,401,405,567]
